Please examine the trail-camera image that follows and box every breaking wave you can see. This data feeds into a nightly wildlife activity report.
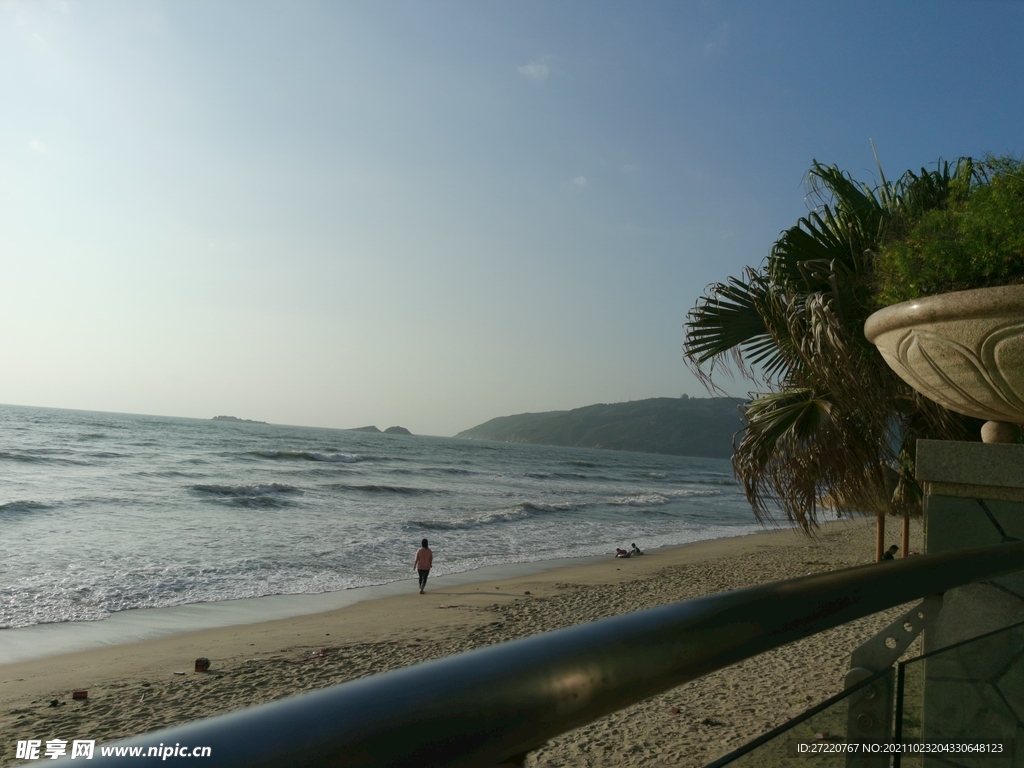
[333,484,446,496]
[423,466,476,476]
[191,483,303,508]
[525,471,588,480]
[609,489,720,507]
[249,450,361,463]
[409,487,723,531]
[410,501,576,531]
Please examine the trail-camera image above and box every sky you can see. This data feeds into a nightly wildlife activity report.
[2,1,1023,436]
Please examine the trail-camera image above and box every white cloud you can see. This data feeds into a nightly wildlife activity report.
[570,176,587,188]
[28,139,47,154]
[518,58,549,81]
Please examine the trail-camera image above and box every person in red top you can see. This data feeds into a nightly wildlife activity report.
[414,538,433,594]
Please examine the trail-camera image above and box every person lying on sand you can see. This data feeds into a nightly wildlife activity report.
[615,548,631,558]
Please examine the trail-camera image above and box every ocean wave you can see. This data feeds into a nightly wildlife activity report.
[410,501,577,531]
[525,471,589,480]
[410,488,723,530]
[608,489,721,507]
[0,451,90,466]
[333,484,445,496]
[0,451,39,463]
[678,477,736,487]
[191,483,303,508]
[250,450,361,463]
[609,492,672,506]
[0,500,53,515]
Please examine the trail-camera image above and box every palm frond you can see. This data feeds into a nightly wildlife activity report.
[683,269,796,386]
[684,272,766,364]
[684,155,987,532]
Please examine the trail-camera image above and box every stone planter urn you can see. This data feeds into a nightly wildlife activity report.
[864,284,1024,443]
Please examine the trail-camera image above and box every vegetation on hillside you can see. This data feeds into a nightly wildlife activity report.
[456,397,743,459]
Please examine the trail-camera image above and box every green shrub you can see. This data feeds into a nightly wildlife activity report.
[875,156,1024,305]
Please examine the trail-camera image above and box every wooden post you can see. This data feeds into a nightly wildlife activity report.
[901,514,910,558]
[876,511,885,562]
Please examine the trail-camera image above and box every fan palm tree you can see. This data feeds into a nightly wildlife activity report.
[684,159,981,556]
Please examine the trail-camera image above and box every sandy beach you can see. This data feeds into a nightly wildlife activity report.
[0,516,921,767]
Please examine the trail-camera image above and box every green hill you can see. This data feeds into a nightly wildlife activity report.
[455,397,743,459]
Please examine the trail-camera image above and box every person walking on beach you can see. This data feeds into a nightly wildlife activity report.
[414,538,433,594]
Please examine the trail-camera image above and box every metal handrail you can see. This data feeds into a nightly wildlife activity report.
[68,541,1024,767]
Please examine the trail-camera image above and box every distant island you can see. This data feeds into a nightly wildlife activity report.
[212,415,267,424]
[348,425,414,435]
[455,396,743,459]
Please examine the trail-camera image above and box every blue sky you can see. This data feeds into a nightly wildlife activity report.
[2,1,1023,435]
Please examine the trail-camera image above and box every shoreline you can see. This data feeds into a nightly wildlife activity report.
[1,516,916,767]
[0,552,613,666]
[0,527,764,666]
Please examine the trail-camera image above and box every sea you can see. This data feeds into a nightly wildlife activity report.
[0,404,762,634]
